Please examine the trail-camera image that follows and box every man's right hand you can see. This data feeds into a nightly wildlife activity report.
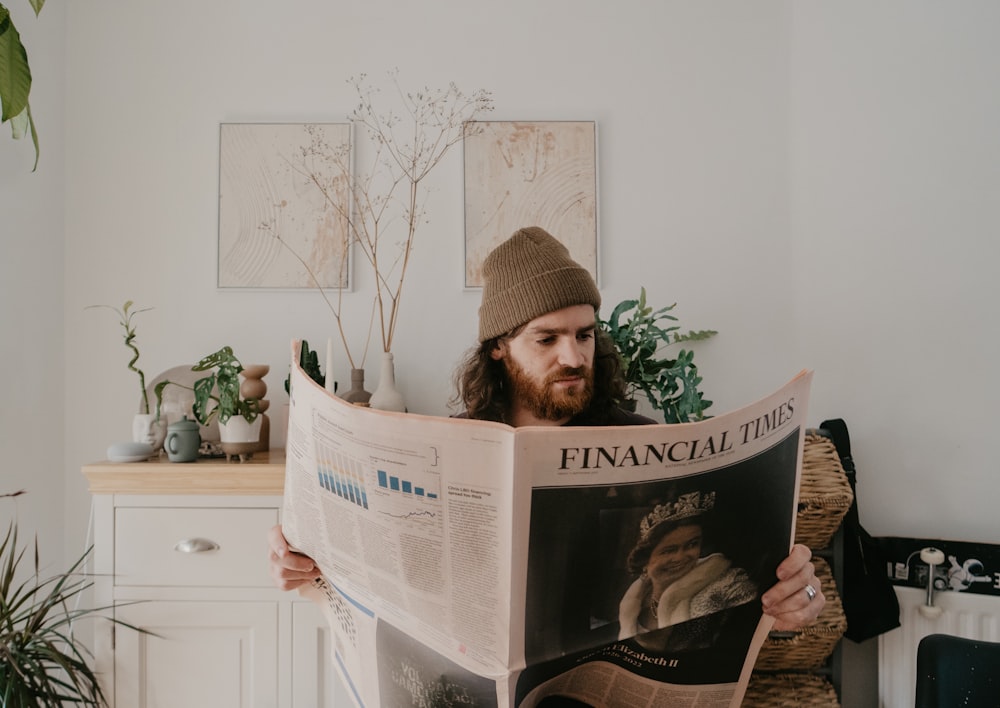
[267,524,321,591]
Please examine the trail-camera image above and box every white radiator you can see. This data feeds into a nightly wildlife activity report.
[878,586,1000,707]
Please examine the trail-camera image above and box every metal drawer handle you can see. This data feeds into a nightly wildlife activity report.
[173,537,220,553]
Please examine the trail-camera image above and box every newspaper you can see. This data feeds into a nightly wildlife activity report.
[281,343,813,708]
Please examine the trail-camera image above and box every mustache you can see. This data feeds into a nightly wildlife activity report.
[545,366,588,383]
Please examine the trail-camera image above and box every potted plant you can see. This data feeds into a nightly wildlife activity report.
[284,339,330,395]
[155,346,262,460]
[0,490,145,706]
[87,300,166,451]
[599,287,717,424]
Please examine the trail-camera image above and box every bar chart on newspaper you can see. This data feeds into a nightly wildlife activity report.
[311,415,447,536]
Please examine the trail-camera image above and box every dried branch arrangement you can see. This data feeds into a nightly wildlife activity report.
[271,71,493,368]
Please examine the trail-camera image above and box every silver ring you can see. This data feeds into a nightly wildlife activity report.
[804,584,817,602]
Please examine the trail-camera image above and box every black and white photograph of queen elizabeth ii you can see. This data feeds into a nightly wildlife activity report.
[616,490,759,653]
[618,490,760,650]
[522,428,799,668]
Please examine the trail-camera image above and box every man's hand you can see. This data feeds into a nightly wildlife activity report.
[267,524,321,591]
[761,543,825,631]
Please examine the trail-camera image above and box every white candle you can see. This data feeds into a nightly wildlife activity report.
[325,337,336,393]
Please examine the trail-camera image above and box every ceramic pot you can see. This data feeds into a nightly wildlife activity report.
[132,413,166,452]
[340,368,372,406]
[218,416,263,443]
[369,352,406,412]
[217,416,264,463]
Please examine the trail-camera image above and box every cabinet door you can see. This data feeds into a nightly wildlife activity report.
[115,601,278,708]
[291,602,354,707]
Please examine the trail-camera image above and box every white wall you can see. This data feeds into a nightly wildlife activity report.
[0,1,66,567]
[1,1,993,706]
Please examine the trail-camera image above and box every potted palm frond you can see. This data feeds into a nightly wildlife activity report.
[0,490,144,707]
[599,287,717,424]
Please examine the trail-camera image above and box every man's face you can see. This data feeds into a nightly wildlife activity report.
[492,304,597,425]
[646,523,703,589]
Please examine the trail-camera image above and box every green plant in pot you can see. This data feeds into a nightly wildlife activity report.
[284,339,332,395]
[599,287,717,424]
[0,490,146,707]
[189,346,261,427]
[87,300,166,452]
[155,346,262,460]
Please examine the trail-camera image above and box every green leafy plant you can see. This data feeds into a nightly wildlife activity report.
[0,0,45,170]
[599,287,717,424]
[86,300,154,414]
[155,346,260,426]
[0,490,145,707]
[284,340,332,395]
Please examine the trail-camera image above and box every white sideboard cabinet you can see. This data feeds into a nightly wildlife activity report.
[83,451,350,708]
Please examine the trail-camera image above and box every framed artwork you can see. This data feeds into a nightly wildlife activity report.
[218,122,353,290]
[463,120,599,288]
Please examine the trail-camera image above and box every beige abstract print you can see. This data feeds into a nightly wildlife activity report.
[464,121,598,287]
[218,123,352,289]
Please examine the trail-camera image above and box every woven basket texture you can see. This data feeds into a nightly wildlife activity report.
[743,672,840,708]
[754,558,847,670]
[794,433,853,549]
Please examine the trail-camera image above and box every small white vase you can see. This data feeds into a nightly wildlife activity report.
[369,352,406,412]
[132,413,167,452]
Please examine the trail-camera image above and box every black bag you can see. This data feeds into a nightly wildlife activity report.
[821,418,901,642]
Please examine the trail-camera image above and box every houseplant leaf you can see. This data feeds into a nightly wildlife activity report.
[0,7,32,123]
[0,510,150,708]
[599,287,716,424]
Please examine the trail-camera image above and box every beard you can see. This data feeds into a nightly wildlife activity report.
[504,359,594,421]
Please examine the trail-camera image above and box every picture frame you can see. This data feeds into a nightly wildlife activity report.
[463,120,599,288]
[218,122,353,290]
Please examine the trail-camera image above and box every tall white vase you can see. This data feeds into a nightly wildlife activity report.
[369,352,406,412]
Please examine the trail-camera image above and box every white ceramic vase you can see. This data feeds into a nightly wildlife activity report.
[369,352,406,412]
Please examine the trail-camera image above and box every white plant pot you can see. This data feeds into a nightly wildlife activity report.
[132,413,167,452]
[217,416,264,463]
[218,416,263,443]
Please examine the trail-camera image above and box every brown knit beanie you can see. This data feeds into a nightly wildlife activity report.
[478,226,601,342]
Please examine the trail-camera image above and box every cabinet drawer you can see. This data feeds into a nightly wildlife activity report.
[115,506,277,587]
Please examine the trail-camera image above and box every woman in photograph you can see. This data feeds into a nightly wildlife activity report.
[618,491,758,649]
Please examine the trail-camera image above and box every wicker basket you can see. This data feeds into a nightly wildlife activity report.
[794,432,853,549]
[754,557,847,670]
[743,672,840,708]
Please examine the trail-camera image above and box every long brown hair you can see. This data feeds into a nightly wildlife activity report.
[451,327,628,423]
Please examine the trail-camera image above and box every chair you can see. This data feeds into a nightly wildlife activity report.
[914,633,1000,708]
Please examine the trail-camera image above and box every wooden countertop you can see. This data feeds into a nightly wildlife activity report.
[82,449,286,495]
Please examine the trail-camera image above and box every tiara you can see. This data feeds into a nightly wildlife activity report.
[639,491,715,540]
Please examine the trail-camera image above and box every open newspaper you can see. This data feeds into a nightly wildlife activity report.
[282,345,813,708]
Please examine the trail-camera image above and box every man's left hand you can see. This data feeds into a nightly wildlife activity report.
[761,543,825,631]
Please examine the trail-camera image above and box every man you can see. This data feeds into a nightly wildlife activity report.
[268,226,824,631]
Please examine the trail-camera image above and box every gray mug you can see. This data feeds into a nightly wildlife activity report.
[165,415,201,463]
